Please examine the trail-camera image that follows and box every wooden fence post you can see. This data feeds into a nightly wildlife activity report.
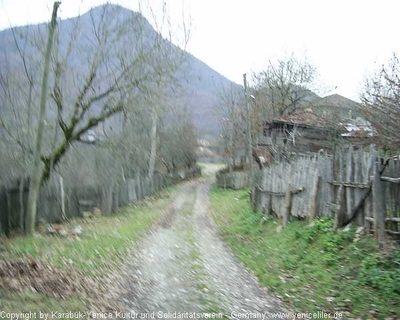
[265,193,272,217]
[346,146,354,219]
[334,149,345,231]
[282,164,294,227]
[283,183,291,227]
[105,183,113,215]
[253,185,259,212]
[309,173,320,223]
[354,148,364,226]
[363,147,374,229]
[372,161,386,246]
[334,184,345,231]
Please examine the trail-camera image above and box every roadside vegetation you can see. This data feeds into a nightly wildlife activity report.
[210,186,400,319]
[0,188,177,313]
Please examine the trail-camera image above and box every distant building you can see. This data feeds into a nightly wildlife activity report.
[260,110,340,154]
[258,110,372,163]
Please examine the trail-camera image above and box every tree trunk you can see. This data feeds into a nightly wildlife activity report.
[19,178,25,232]
[0,188,8,237]
[59,175,66,221]
[25,2,60,236]
[148,105,158,179]
[228,121,234,173]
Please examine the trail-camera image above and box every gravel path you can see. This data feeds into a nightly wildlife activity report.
[122,176,286,319]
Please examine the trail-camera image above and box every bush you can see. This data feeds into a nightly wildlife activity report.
[295,217,333,243]
[359,249,400,297]
[295,217,353,265]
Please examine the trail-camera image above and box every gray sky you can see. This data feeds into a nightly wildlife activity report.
[1,0,399,101]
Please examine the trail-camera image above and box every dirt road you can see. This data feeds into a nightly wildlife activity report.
[121,169,285,318]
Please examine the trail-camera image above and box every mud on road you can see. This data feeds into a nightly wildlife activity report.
[121,178,286,319]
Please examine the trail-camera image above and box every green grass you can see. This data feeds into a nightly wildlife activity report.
[210,186,400,319]
[0,291,84,314]
[0,188,177,313]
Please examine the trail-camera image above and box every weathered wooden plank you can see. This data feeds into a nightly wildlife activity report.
[283,183,291,227]
[385,217,400,222]
[299,158,309,217]
[372,145,385,246]
[325,154,334,217]
[395,159,400,216]
[278,162,285,218]
[271,166,278,216]
[386,230,400,235]
[259,169,267,214]
[363,147,374,227]
[334,184,345,231]
[309,173,320,222]
[329,181,369,188]
[256,186,304,196]
[386,159,396,218]
[355,148,364,226]
[346,146,354,220]
[264,193,272,216]
[333,146,339,201]
[380,176,400,183]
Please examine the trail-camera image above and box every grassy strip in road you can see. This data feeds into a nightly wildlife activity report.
[185,225,226,316]
[210,186,400,319]
[0,187,178,313]
[178,191,227,317]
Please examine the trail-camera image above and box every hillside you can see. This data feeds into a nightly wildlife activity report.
[0,4,239,136]
[311,94,361,120]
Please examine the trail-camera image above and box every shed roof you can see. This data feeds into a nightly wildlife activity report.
[269,110,337,129]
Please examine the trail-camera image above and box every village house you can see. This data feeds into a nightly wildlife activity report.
[256,110,372,165]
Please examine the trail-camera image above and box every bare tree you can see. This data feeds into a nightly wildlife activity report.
[252,55,317,119]
[361,53,400,149]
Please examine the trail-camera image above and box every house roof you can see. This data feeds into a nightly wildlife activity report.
[265,110,373,141]
[269,110,338,129]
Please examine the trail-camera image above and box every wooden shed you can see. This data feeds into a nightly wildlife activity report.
[260,110,342,155]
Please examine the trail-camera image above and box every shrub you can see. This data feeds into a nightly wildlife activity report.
[359,249,400,297]
[296,217,353,265]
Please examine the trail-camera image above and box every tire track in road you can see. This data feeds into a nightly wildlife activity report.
[122,179,286,318]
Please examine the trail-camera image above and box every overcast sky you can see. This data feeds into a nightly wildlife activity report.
[1,0,399,101]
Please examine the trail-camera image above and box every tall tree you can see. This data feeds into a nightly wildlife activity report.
[252,55,317,119]
[26,1,61,236]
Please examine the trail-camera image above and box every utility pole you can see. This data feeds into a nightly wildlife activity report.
[243,73,254,204]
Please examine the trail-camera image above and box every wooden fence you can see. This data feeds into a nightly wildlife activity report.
[253,145,400,243]
[0,167,201,235]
